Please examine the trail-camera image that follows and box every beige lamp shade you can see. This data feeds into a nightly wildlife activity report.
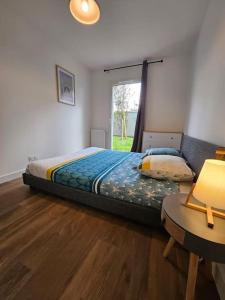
[193,159,225,210]
[69,0,100,25]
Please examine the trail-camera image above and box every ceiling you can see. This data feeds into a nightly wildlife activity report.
[2,0,210,70]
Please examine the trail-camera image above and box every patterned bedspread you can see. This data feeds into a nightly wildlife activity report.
[50,149,179,210]
[100,152,179,209]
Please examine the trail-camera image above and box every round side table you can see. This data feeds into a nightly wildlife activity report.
[162,194,225,300]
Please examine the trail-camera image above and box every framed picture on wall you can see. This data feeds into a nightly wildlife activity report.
[56,65,75,106]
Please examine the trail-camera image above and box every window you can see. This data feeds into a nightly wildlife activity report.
[111,82,141,151]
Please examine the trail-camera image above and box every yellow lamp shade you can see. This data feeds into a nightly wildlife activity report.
[193,159,225,210]
[69,0,100,25]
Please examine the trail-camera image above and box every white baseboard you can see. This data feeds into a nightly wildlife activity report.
[0,169,25,184]
[213,263,225,300]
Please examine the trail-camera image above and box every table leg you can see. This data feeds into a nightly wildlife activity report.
[163,236,175,258]
[185,253,199,300]
[202,260,214,282]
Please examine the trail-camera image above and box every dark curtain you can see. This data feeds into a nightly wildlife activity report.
[131,60,149,152]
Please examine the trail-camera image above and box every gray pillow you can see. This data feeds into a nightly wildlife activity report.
[145,147,181,157]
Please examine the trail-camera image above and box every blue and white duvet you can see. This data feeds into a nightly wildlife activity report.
[47,148,179,210]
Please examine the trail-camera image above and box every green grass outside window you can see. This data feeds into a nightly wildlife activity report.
[112,135,133,152]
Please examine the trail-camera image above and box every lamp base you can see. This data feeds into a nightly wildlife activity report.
[185,186,225,228]
[185,202,214,228]
[206,206,214,228]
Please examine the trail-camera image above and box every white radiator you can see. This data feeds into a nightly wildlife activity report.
[91,129,106,148]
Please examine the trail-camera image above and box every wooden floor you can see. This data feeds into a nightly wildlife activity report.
[0,179,219,300]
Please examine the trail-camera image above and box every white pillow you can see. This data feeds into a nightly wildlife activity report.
[138,155,194,181]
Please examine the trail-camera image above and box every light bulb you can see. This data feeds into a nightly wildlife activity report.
[81,0,89,12]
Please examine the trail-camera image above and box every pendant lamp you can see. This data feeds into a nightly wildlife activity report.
[69,0,100,25]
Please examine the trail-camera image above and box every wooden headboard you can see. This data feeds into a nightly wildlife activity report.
[181,135,219,177]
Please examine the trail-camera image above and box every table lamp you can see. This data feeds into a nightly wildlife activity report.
[185,159,225,228]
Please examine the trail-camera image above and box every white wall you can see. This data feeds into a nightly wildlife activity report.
[185,1,225,297]
[185,0,225,146]
[91,55,192,148]
[0,3,91,182]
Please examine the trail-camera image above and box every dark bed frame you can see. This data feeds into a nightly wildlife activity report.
[23,135,218,227]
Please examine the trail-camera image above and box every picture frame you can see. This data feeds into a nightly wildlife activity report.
[56,65,75,106]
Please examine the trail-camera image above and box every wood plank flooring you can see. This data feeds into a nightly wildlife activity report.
[0,179,220,300]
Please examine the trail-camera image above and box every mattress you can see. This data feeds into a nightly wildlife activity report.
[27,147,103,179]
[27,147,192,210]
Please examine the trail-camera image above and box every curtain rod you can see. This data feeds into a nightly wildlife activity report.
[104,59,163,72]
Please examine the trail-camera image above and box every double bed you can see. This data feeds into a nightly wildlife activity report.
[23,135,218,226]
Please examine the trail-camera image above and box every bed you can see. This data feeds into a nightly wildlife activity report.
[23,135,218,226]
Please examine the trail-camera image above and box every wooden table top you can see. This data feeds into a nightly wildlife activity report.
[162,194,225,263]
